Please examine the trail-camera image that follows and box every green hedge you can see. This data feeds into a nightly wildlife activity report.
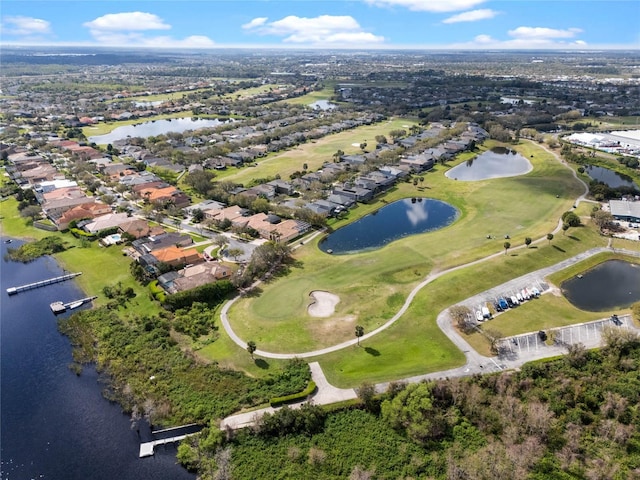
[69,227,97,239]
[269,381,316,408]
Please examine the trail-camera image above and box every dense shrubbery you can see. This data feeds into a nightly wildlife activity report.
[186,331,640,479]
[269,381,316,408]
[6,236,67,262]
[173,302,218,340]
[58,307,311,425]
[163,280,235,311]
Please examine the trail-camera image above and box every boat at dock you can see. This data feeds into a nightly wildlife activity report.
[49,296,98,314]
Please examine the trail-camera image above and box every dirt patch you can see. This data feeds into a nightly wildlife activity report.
[308,291,340,317]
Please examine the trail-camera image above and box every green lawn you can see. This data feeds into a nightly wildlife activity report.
[279,86,336,106]
[1,198,160,316]
[212,140,610,385]
[212,117,419,185]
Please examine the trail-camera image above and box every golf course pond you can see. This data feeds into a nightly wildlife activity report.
[561,260,640,311]
[445,147,532,181]
[88,117,230,144]
[319,198,458,254]
[585,165,639,190]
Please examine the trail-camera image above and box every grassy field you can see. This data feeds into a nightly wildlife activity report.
[210,139,610,385]
[0,197,160,317]
[279,86,336,106]
[212,117,419,185]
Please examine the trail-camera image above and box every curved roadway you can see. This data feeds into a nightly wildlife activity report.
[218,142,640,428]
[220,143,593,359]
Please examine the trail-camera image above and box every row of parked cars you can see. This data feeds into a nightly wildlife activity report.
[495,286,541,311]
[475,286,542,321]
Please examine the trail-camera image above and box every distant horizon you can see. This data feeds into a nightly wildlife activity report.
[2,44,638,54]
[1,1,638,51]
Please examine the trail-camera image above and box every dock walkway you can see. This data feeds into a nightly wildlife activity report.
[7,272,82,295]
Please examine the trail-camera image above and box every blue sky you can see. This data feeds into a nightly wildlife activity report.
[1,1,638,50]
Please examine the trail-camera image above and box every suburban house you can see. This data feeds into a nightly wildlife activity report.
[138,185,190,208]
[118,219,165,239]
[81,212,131,234]
[132,232,193,256]
[267,179,295,195]
[150,245,202,268]
[42,194,96,219]
[609,199,640,223]
[399,153,435,172]
[332,184,374,203]
[55,201,112,230]
[158,262,233,294]
[203,205,248,224]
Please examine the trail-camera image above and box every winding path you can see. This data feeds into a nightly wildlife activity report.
[219,142,593,359]
[218,142,640,428]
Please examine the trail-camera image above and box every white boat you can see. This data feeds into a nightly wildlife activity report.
[68,301,83,309]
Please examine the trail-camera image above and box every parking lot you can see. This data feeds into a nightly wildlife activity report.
[498,314,633,362]
[463,278,550,325]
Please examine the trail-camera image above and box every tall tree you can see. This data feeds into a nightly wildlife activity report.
[246,341,257,359]
[547,233,554,244]
[355,325,364,346]
[503,241,511,255]
[525,237,532,248]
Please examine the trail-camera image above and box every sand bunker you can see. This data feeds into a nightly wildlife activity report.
[307,291,340,317]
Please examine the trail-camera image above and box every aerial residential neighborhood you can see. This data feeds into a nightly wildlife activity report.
[2,2,640,477]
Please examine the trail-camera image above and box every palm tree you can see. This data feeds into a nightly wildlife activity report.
[503,241,511,255]
[525,237,532,248]
[355,325,364,346]
[562,223,570,235]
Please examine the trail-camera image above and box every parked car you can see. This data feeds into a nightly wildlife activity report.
[498,298,509,310]
[475,310,484,322]
[494,302,502,312]
[510,295,520,306]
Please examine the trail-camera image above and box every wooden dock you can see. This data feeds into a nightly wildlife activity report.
[139,423,201,458]
[50,296,98,314]
[7,272,82,295]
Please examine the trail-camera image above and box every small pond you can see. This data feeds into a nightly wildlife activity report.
[445,147,532,181]
[88,117,229,144]
[562,260,640,311]
[310,100,336,110]
[319,198,458,254]
[585,165,639,190]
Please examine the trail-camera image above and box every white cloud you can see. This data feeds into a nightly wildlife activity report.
[243,15,384,46]
[1,16,51,36]
[364,0,486,13]
[82,11,214,48]
[83,12,171,32]
[442,9,498,24]
[242,17,268,30]
[508,26,582,40]
[451,28,586,49]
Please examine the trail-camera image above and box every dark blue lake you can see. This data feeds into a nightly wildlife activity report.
[562,260,640,311]
[319,198,458,254]
[445,147,532,181]
[0,238,194,480]
[585,165,639,189]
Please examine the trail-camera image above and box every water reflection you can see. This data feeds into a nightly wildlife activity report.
[446,147,532,181]
[319,198,457,254]
[406,198,429,226]
[562,260,640,311]
[88,117,230,144]
[585,165,639,190]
